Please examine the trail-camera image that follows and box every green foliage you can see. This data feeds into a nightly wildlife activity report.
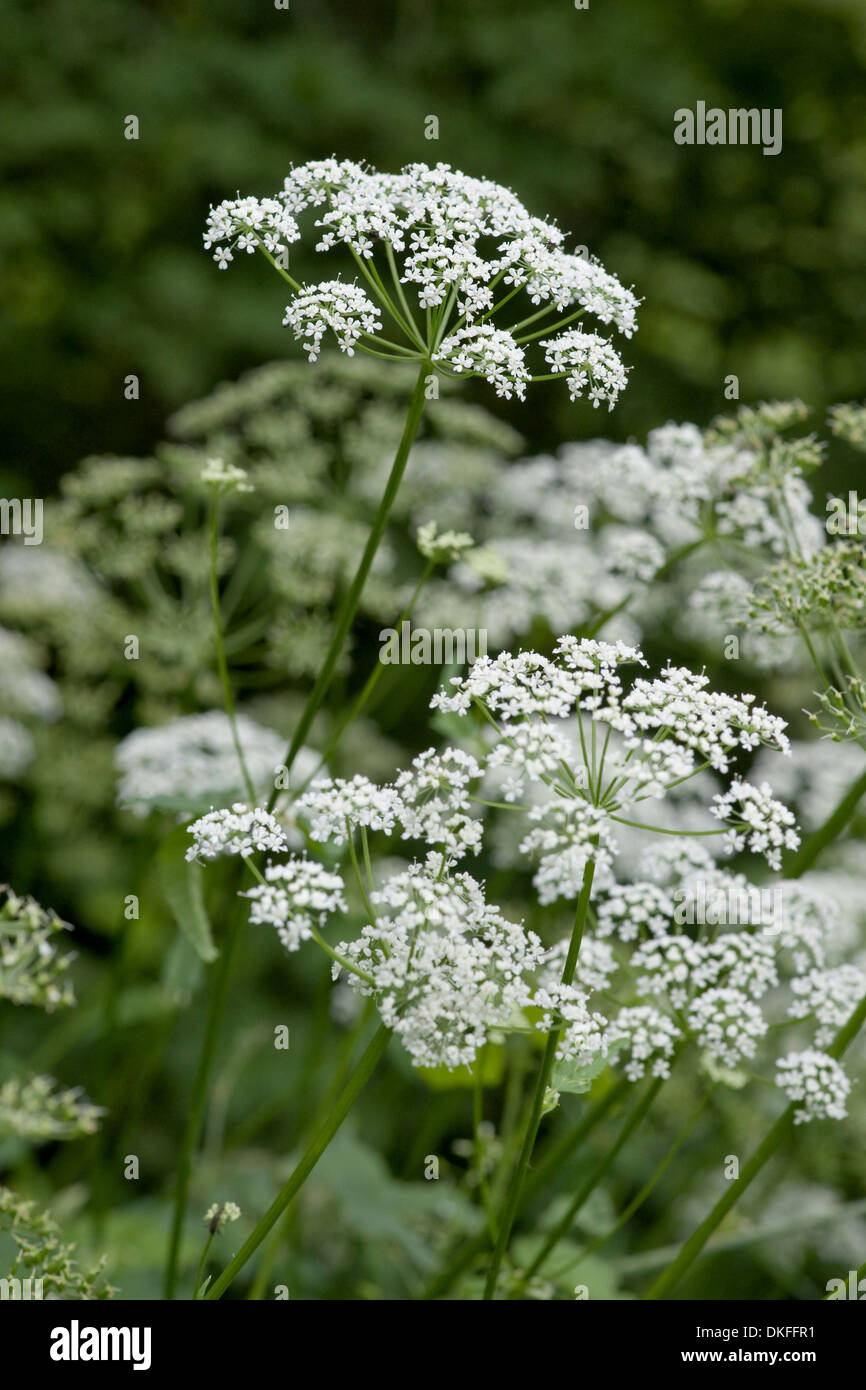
[0,1186,113,1300]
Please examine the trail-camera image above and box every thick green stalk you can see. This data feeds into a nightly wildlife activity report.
[784,765,866,878]
[483,857,596,1299]
[204,1024,391,1300]
[645,990,866,1300]
[267,362,431,806]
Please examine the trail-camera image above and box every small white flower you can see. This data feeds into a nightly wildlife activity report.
[200,456,254,493]
[204,1201,242,1232]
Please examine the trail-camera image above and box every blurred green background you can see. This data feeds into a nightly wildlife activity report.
[3,0,866,493]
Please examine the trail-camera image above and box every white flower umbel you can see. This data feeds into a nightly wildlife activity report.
[115,710,290,815]
[200,456,254,494]
[416,521,474,565]
[634,933,777,1012]
[393,747,483,857]
[433,325,531,400]
[332,853,544,1070]
[532,982,609,1064]
[294,774,403,846]
[185,803,289,863]
[283,281,383,361]
[430,637,797,903]
[539,329,629,410]
[710,779,800,870]
[204,159,638,404]
[0,886,76,1011]
[789,965,866,1048]
[687,987,768,1067]
[608,1006,681,1081]
[595,882,676,942]
[243,858,348,954]
[203,1201,241,1233]
[775,1050,851,1124]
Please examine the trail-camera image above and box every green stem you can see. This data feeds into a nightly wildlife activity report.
[421,1076,627,1300]
[298,561,436,794]
[645,989,866,1300]
[193,1233,214,1299]
[548,1089,711,1281]
[482,856,596,1299]
[784,766,866,878]
[519,1075,666,1287]
[164,897,247,1299]
[473,1050,498,1240]
[384,241,424,346]
[204,1024,391,1300]
[267,362,431,806]
[619,1199,866,1278]
[209,498,256,804]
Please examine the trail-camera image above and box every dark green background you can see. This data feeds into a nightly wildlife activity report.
[3,0,866,492]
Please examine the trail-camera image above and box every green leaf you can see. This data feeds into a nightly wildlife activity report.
[157,824,217,963]
[551,1040,623,1095]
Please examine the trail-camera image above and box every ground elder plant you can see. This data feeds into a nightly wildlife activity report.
[4,154,866,1302]
[180,638,866,1299]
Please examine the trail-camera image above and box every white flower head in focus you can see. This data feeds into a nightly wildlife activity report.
[204,159,639,407]
[775,1050,851,1124]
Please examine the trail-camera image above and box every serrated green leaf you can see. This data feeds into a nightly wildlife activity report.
[551,1040,623,1095]
[157,824,217,963]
